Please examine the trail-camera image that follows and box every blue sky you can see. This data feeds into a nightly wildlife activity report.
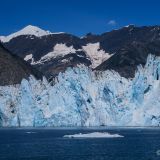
[0,0,160,36]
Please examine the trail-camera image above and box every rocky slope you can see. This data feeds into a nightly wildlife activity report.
[0,43,41,85]
[96,41,160,77]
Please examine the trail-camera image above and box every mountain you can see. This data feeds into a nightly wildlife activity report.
[1,25,160,78]
[0,25,53,43]
[0,25,113,78]
[95,26,160,77]
[0,43,41,85]
[96,41,160,77]
[0,54,160,127]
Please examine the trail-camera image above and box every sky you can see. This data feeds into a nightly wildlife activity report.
[0,0,160,36]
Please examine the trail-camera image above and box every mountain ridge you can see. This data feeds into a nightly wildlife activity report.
[1,24,160,79]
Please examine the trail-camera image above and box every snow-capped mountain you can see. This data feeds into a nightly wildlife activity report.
[0,25,53,43]
[2,25,160,79]
[0,54,160,127]
[0,25,113,78]
[0,25,65,43]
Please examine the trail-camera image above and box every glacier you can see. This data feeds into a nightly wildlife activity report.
[0,54,160,127]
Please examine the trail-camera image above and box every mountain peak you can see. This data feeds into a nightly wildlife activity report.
[20,25,52,36]
[0,25,52,43]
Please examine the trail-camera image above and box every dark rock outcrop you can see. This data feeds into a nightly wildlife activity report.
[0,43,42,85]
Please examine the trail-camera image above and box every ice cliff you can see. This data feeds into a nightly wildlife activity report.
[0,54,160,127]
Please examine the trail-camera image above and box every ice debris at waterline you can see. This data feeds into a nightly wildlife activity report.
[0,54,160,127]
[63,132,124,138]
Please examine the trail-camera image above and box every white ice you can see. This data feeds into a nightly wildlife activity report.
[63,132,124,138]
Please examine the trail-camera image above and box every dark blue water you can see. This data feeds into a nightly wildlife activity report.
[0,127,160,160]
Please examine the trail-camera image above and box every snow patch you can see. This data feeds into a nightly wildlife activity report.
[42,43,76,59]
[32,43,76,64]
[82,43,113,68]
[24,54,33,61]
[63,132,124,138]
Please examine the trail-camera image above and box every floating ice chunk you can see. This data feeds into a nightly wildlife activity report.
[25,132,36,134]
[63,132,124,138]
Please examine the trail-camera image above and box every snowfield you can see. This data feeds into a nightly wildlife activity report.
[0,54,160,127]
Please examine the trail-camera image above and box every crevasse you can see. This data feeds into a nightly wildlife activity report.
[0,54,160,127]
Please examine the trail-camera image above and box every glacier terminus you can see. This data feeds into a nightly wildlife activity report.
[0,54,160,127]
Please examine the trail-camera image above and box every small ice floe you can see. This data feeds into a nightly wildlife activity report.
[63,132,124,138]
[25,131,36,134]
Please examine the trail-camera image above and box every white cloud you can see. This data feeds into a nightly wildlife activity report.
[107,20,117,26]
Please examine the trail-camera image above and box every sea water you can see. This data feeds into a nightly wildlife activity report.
[0,127,160,160]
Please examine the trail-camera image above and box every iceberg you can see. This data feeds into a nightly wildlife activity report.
[63,132,124,138]
[0,54,160,127]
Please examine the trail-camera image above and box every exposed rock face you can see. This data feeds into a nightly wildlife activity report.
[0,43,42,85]
[95,41,160,78]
